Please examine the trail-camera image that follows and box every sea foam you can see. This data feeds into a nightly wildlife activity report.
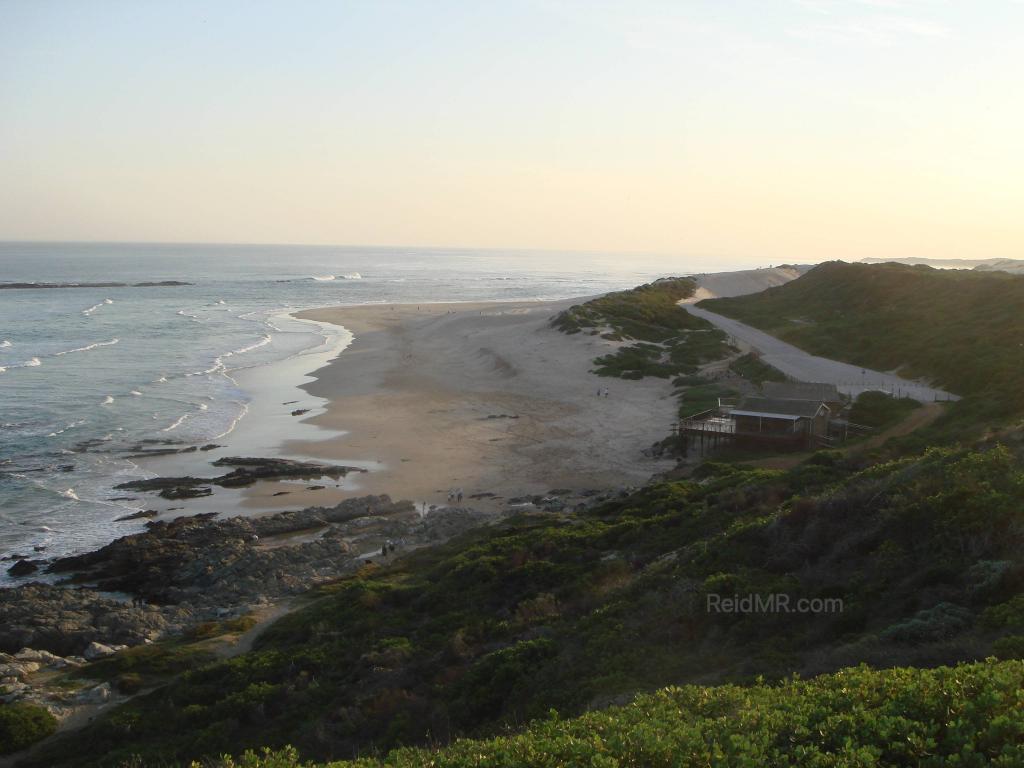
[82,299,113,316]
[55,338,120,356]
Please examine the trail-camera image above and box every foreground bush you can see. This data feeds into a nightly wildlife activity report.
[0,702,57,755]
[217,660,1024,767]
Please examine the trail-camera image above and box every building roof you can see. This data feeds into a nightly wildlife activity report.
[761,382,841,402]
[733,396,828,419]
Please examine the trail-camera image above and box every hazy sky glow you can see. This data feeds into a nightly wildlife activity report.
[1,0,1022,264]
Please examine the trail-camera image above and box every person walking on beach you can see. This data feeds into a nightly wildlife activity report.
[457,488,463,504]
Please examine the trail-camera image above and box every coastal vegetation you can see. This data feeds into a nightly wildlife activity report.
[727,352,787,385]
[849,390,922,429]
[702,261,1024,413]
[553,277,737,379]
[0,702,56,755]
[26,437,1024,766]
[220,659,1024,767]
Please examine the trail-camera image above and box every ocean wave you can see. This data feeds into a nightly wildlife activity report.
[185,362,225,377]
[61,488,79,501]
[229,334,272,356]
[213,401,249,439]
[48,419,86,437]
[162,414,188,432]
[130,390,143,396]
[82,298,114,316]
[0,340,11,348]
[187,334,273,377]
[54,338,120,356]
[311,273,361,281]
[102,396,114,405]
[3,357,42,372]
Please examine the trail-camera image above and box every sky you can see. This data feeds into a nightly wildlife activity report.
[1,0,1022,265]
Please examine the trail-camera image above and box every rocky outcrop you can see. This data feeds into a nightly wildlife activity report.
[7,559,41,577]
[0,584,171,656]
[3,495,492,675]
[44,495,490,609]
[113,456,367,499]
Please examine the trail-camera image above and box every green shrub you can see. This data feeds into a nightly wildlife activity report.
[218,660,1024,768]
[0,702,57,756]
[880,603,974,644]
[993,635,1024,660]
[729,352,787,384]
[850,390,922,429]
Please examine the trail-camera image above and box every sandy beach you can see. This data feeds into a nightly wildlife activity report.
[240,300,680,511]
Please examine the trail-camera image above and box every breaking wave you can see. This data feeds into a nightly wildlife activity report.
[311,273,361,281]
[82,299,114,316]
[55,338,120,356]
[162,414,188,432]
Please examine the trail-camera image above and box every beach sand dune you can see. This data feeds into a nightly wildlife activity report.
[256,301,679,510]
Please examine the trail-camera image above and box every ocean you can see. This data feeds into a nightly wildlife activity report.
[0,241,711,580]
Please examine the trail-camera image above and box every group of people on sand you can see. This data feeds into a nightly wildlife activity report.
[447,487,464,504]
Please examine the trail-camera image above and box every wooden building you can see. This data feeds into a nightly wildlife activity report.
[730,396,831,449]
[761,382,844,415]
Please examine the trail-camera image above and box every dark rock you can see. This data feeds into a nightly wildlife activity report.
[115,457,366,499]
[200,444,222,451]
[114,509,159,522]
[7,560,40,577]
[290,409,311,416]
[307,485,326,491]
[0,584,170,655]
[47,496,411,604]
[159,486,213,500]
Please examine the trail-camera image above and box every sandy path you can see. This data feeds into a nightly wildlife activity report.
[682,304,958,402]
[242,300,678,511]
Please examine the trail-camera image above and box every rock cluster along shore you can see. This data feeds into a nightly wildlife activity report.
[1,492,494,718]
[0,584,167,658]
[113,456,367,500]
[0,495,491,662]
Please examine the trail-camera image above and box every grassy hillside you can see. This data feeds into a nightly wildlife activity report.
[220,659,1024,767]
[701,262,1024,412]
[30,439,1024,766]
[553,277,736,378]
